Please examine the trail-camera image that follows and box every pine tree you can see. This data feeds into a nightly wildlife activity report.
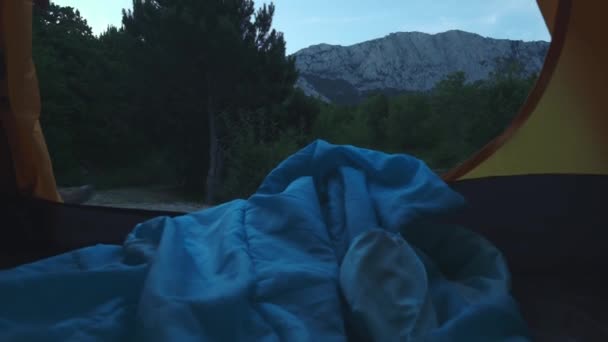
[123,0,297,201]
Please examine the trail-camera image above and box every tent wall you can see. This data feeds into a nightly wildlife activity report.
[446,175,608,275]
[0,197,182,269]
[3,174,606,275]
[537,0,559,36]
[0,119,16,197]
[448,174,608,340]
[0,0,61,202]
[445,0,608,180]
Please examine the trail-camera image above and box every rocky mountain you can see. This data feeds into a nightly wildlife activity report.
[292,30,549,104]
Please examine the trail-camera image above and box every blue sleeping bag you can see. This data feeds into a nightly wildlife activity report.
[0,140,530,341]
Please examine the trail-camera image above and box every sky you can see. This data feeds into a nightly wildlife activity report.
[53,0,551,55]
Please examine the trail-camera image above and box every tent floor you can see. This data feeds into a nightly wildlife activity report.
[2,246,606,340]
[514,275,608,341]
[2,173,607,340]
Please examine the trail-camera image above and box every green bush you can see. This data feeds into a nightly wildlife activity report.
[220,122,302,200]
[312,104,373,148]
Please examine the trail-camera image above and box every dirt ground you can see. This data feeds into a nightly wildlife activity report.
[74,185,209,213]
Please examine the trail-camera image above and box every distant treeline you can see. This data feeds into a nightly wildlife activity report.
[33,1,536,202]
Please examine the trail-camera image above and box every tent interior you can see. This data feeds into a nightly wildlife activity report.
[1,0,607,340]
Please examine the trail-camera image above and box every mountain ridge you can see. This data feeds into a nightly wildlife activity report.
[292,30,550,104]
[291,30,549,54]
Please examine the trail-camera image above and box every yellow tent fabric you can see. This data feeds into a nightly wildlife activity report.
[0,0,61,201]
[445,0,608,180]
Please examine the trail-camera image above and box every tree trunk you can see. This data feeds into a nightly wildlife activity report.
[205,96,222,205]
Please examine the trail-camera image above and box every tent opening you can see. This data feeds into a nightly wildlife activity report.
[31,0,549,208]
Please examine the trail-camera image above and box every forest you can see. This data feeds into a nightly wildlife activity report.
[33,1,537,203]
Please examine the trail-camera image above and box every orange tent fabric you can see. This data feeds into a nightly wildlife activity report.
[0,0,61,202]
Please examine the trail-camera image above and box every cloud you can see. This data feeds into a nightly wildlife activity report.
[399,3,539,35]
[337,16,366,24]
[301,16,323,24]
[298,14,383,25]
[479,14,498,25]
[476,0,539,24]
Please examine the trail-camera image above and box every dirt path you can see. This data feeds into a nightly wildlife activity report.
[78,185,209,213]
